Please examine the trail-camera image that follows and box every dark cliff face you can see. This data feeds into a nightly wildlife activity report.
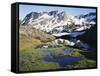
[22,12,40,25]
[77,12,96,22]
[48,10,58,16]
[77,25,97,46]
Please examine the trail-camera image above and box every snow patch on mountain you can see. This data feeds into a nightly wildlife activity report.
[21,11,96,35]
[52,31,85,37]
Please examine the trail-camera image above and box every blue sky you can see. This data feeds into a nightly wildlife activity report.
[19,4,96,20]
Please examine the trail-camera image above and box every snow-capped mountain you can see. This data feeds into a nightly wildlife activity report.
[21,11,96,34]
[76,12,96,25]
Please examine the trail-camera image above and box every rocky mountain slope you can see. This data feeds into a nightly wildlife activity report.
[21,11,96,34]
[19,24,55,50]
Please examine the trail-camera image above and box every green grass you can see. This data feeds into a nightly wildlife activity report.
[19,44,96,71]
[19,60,60,71]
[73,59,96,69]
[51,50,67,58]
[19,48,60,71]
[64,45,84,51]
[19,34,42,51]
[36,44,85,58]
[69,51,85,58]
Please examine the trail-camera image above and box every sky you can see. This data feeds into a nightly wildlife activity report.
[19,4,96,20]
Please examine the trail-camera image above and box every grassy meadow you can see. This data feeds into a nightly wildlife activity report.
[19,25,96,72]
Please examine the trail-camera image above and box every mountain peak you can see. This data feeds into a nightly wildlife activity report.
[48,10,58,16]
[21,11,96,33]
